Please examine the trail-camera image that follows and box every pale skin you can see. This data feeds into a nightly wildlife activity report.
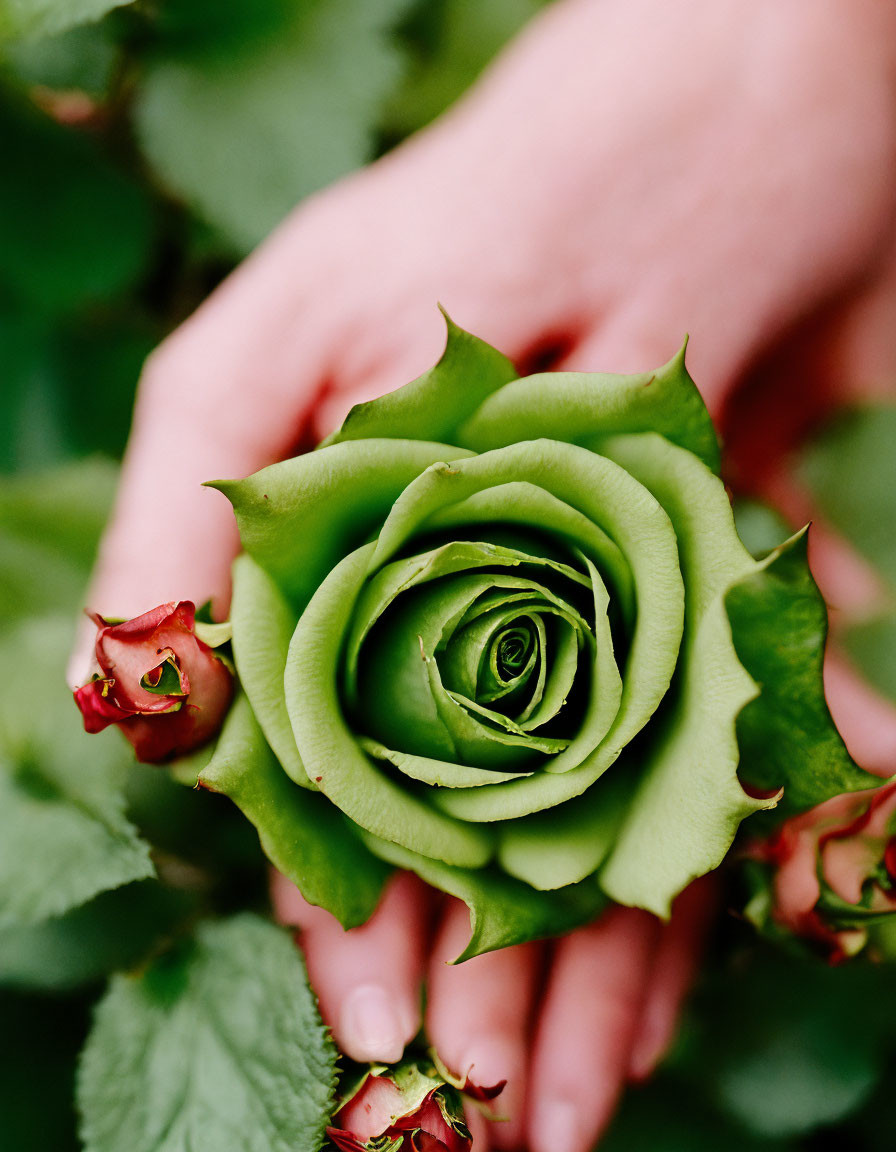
[70,1,896,1148]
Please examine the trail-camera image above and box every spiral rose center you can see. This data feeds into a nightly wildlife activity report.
[345,540,601,774]
[495,625,532,677]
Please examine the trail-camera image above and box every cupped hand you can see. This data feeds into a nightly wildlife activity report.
[70,0,896,1147]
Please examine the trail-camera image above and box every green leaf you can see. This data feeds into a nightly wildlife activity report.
[78,915,337,1152]
[325,312,517,447]
[363,833,606,960]
[50,314,158,461]
[0,457,117,622]
[799,405,896,589]
[0,310,152,474]
[0,98,153,312]
[0,0,134,40]
[0,309,64,474]
[727,530,877,812]
[842,612,896,704]
[134,0,413,252]
[0,616,153,926]
[3,19,117,93]
[457,339,722,473]
[199,693,390,929]
[0,455,116,566]
[0,881,193,992]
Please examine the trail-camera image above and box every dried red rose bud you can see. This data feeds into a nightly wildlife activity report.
[74,601,233,762]
[748,780,896,960]
[326,1059,504,1152]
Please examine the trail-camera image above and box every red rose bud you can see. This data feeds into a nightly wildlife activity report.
[326,1058,504,1152]
[74,601,233,762]
[748,780,896,960]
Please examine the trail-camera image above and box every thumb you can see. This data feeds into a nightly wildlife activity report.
[66,238,336,686]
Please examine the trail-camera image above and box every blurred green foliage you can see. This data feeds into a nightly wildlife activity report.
[800,405,896,707]
[2,1,896,1149]
[0,0,552,476]
[133,0,415,252]
[600,939,896,1152]
[800,407,896,591]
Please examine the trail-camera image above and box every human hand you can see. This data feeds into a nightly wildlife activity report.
[70,0,896,1147]
[69,0,896,637]
[271,871,711,1151]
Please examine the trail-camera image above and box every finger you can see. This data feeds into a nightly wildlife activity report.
[273,869,429,1063]
[464,1103,491,1152]
[66,188,364,688]
[627,876,715,1081]
[527,906,660,1152]
[426,900,541,1150]
[824,654,896,777]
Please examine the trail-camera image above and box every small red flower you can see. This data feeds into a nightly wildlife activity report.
[326,1061,503,1152]
[74,601,233,762]
[750,780,896,960]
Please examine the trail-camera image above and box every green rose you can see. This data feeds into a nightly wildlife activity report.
[199,317,875,958]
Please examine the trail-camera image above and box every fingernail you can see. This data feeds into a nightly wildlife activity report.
[628,1009,666,1082]
[530,1098,580,1152]
[628,1029,662,1082]
[339,984,407,1063]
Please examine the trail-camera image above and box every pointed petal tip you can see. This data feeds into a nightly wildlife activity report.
[663,333,690,374]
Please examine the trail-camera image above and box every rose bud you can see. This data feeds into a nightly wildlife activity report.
[326,1058,504,1152]
[74,601,233,762]
[746,780,896,960]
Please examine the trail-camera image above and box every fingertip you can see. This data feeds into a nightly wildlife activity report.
[529,1098,582,1152]
[626,1013,666,1083]
[278,871,427,1064]
[337,983,417,1064]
